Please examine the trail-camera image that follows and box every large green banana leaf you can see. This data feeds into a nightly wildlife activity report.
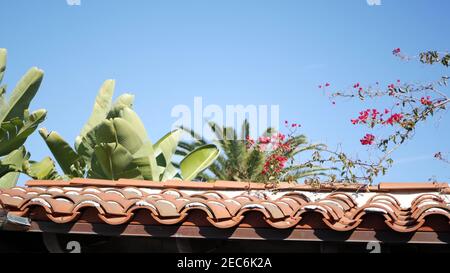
[120,107,148,142]
[39,128,84,177]
[0,172,20,189]
[96,118,144,154]
[0,86,6,111]
[180,144,220,181]
[0,48,6,84]
[0,109,47,157]
[154,129,182,168]
[25,157,60,180]
[0,147,29,177]
[77,116,144,163]
[161,162,181,181]
[134,140,159,181]
[107,93,135,118]
[0,67,44,124]
[84,118,157,180]
[76,79,115,150]
[89,143,142,180]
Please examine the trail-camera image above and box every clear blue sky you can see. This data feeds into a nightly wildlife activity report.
[1,0,449,184]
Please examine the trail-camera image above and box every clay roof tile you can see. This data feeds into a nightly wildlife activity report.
[2,179,450,234]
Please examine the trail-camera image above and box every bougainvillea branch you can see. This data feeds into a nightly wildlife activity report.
[315,48,449,185]
[435,152,450,165]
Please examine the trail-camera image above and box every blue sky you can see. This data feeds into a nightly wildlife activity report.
[1,0,449,184]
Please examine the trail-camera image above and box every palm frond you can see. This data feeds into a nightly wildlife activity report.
[240,119,250,141]
[244,148,264,181]
[179,126,207,144]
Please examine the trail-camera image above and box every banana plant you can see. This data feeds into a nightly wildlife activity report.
[0,48,50,188]
[39,80,220,181]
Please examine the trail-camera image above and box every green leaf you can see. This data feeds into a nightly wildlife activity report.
[0,109,47,157]
[119,107,148,142]
[89,143,138,180]
[0,48,6,84]
[80,118,145,161]
[109,118,144,154]
[134,140,160,181]
[76,79,115,149]
[161,162,179,181]
[0,172,20,189]
[114,93,135,108]
[240,119,250,141]
[0,147,29,177]
[39,128,84,176]
[0,67,44,124]
[107,93,135,118]
[244,148,264,181]
[25,157,60,180]
[154,129,182,167]
[131,156,154,180]
[180,144,220,181]
[0,85,7,111]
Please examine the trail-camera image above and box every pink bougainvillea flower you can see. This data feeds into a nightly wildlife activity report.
[277,133,286,141]
[258,136,271,144]
[420,96,432,106]
[384,113,404,125]
[392,48,401,55]
[357,109,370,124]
[258,144,267,152]
[360,134,375,145]
[371,109,379,119]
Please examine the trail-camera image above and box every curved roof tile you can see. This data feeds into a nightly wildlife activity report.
[0,179,449,233]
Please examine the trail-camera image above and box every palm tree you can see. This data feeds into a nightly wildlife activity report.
[176,120,332,183]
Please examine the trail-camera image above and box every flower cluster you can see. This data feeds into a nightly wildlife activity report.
[420,96,432,106]
[392,48,401,55]
[384,113,403,125]
[245,121,304,178]
[360,133,375,145]
[318,83,330,89]
[350,108,404,146]
[316,48,450,184]
[246,132,291,153]
[351,108,404,127]
[285,120,299,128]
[352,82,365,93]
[245,136,255,148]
[351,109,379,126]
[262,154,288,175]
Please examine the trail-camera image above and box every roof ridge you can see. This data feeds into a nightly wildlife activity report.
[23,179,449,193]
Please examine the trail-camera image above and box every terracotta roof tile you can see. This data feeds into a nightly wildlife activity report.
[1,179,450,233]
